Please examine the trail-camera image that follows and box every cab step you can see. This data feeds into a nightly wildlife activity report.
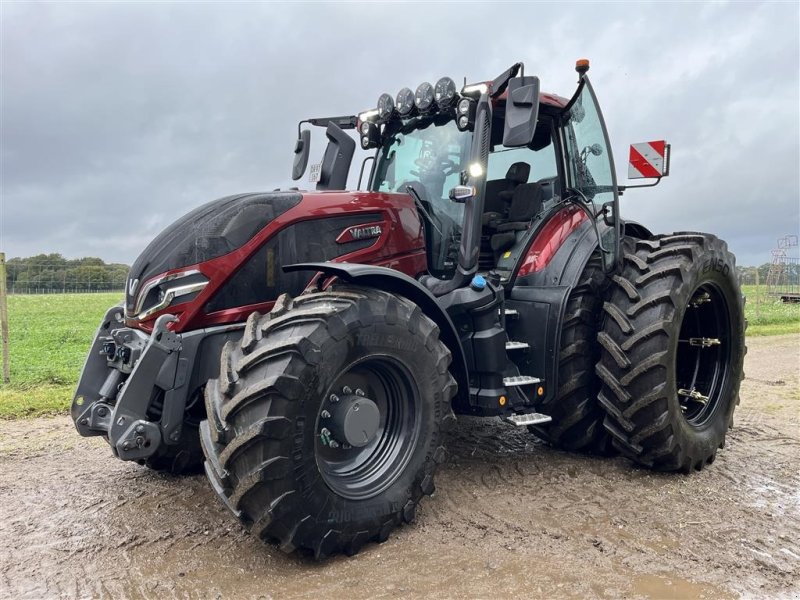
[503,375,541,387]
[503,308,518,317]
[505,340,530,351]
[504,412,553,426]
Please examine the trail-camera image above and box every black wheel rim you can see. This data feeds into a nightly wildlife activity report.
[675,283,733,427]
[315,356,421,500]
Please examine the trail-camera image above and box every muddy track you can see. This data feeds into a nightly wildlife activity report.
[1,335,798,599]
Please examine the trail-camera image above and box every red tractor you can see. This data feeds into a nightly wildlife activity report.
[72,61,745,558]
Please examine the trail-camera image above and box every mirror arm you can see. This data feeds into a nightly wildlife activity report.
[297,120,309,139]
[617,177,662,196]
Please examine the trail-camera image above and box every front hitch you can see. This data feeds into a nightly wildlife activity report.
[72,312,182,461]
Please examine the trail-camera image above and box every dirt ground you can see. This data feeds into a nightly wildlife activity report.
[1,335,798,599]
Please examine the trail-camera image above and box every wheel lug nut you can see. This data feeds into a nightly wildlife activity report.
[342,386,352,394]
[329,394,339,403]
[321,427,331,436]
[355,388,365,397]
[329,440,340,449]
[321,410,331,419]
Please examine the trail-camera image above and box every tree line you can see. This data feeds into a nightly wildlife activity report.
[5,254,130,293]
[3,254,796,294]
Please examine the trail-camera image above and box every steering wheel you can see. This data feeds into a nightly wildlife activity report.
[411,156,459,178]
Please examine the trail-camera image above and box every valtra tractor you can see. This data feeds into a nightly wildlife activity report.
[72,60,745,558]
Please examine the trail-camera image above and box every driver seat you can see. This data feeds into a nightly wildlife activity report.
[490,182,546,257]
[481,162,531,227]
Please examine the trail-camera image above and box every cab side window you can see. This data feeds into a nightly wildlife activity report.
[487,138,558,185]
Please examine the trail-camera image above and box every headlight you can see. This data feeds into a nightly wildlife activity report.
[377,93,394,120]
[434,77,457,107]
[414,82,434,112]
[360,121,371,135]
[129,270,209,321]
[396,87,414,116]
[458,98,471,115]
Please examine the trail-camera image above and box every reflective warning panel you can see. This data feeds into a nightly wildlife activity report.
[628,141,668,179]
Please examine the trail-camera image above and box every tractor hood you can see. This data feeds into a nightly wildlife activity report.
[126,191,302,311]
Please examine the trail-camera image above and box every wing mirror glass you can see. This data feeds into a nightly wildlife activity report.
[292,129,311,181]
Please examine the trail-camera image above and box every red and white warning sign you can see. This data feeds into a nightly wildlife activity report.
[628,140,669,179]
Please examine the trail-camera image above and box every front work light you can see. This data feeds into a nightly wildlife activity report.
[360,121,380,150]
[468,162,484,178]
[377,93,394,120]
[396,87,415,116]
[414,82,434,112]
[456,98,476,131]
[434,77,457,107]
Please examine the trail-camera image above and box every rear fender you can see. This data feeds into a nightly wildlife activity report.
[508,212,604,406]
[284,262,469,408]
[622,219,654,241]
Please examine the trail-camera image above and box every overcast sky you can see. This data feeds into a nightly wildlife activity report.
[2,1,798,267]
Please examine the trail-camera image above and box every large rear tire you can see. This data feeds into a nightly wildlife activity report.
[529,254,612,454]
[596,233,745,472]
[200,287,457,557]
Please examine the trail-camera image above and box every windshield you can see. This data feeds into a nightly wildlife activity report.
[371,117,471,277]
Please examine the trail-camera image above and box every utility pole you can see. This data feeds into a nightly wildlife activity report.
[0,253,10,383]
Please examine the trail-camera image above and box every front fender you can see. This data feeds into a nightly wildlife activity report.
[284,262,469,408]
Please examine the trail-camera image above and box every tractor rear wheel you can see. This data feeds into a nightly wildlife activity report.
[200,286,457,558]
[596,233,745,471]
[529,253,612,454]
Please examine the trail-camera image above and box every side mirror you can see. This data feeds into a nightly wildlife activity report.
[628,141,670,179]
[292,129,311,181]
[502,76,540,148]
[317,122,356,191]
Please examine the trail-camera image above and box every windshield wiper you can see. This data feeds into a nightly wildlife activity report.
[405,185,443,237]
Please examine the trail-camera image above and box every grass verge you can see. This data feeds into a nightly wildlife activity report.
[0,287,797,418]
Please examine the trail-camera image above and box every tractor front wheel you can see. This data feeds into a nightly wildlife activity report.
[596,233,745,471]
[200,286,456,557]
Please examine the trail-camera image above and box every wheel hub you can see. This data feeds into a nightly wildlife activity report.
[321,388,380,448]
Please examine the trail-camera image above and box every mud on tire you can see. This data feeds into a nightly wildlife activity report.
[596,233,745,472]
[199,286,457,558]
[529,253,612,454]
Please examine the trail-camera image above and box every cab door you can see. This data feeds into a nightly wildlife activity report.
[561,78,621,271]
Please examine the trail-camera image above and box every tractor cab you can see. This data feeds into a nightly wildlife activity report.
[293,61,629,292]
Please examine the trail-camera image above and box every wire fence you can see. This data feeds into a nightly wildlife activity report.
[5,262,129,294]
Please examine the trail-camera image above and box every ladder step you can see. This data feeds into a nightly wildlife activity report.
[503,308,519,316]
[503,375,541,387]
[505,341,529,351]
[504,412,552,426]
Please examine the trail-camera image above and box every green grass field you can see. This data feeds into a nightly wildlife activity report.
[741,285,800,336]
[0,286,797,419]
[0,293,122,418]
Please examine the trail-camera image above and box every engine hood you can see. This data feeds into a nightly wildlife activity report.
[126,191,302,310]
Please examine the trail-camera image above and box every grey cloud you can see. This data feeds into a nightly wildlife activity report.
[2,2,798,266]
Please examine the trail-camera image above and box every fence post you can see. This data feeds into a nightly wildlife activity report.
[755,269,760,323]
[0,253,10,383]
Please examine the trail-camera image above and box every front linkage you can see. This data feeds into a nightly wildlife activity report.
[73,309,183,459]
[72,307,239,469]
